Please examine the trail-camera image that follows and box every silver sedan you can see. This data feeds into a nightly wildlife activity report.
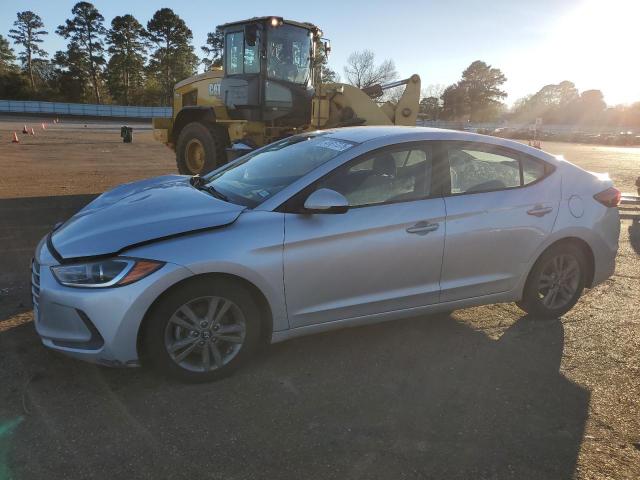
[33,127,621,381]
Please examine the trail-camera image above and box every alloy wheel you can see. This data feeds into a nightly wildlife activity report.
[537,254,581,310]
[164,296,246,372]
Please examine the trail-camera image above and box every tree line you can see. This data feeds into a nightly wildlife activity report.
[0,3,216,106]
[509,81,640,129]
[417,62,640,128]
[333,52,639,128]
[1,3,639,129]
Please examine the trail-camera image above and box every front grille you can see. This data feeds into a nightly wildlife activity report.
[31,258,40,308]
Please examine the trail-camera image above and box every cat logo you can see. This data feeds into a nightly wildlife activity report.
[208,82,221,97]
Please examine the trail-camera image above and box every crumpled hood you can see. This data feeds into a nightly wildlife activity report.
[51,175,245,260]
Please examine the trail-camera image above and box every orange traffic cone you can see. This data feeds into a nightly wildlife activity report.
[12,132,19,143]
[22,125,28,134]
[41,122,46,130]
[30,127,35,135]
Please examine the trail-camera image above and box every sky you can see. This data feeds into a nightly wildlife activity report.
[1,0,638,106]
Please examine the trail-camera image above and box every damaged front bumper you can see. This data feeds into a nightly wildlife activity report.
[32,236,193,367]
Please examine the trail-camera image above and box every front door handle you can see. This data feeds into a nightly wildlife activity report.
[406,221,439,235]
[527,205,553,217]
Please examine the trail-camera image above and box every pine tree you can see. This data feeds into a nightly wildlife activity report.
[106,14,147,105]
[458,60,507,122]
[0,34,17,73]
[9,11,48,89]
[317,49,339,83]
[146,8,198,106]
[201,28,223,70]
[1,34,31,99]
[52,45,91,102]
[56,2,107,104]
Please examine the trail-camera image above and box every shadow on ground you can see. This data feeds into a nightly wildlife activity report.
[0,194,96,322]
[0,310,589,480]
[0,193,590,479]
[629,219,640,255]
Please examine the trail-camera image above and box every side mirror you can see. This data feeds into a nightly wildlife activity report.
[303,188,349,214]
[323,40,331,56]
[244,24,258,47]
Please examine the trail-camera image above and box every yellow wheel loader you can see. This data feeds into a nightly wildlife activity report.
[152,16,421,175]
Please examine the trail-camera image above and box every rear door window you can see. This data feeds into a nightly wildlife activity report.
[444,142,550,194]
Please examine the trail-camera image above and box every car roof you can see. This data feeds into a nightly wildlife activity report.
[318,126,425,143]
[321,126,558,163]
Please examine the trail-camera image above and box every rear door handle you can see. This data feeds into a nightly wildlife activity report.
[527,205,553,217]
[406,221,439,235]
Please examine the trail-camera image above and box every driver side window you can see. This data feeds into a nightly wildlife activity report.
[316,145,433,207]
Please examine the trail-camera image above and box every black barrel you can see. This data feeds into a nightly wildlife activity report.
[120,126,133,143]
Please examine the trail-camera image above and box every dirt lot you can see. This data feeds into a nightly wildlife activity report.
[0,117,639,479]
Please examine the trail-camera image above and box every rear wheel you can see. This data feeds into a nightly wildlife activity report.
[517,243,587,318]
[142,279,262,382]
[175,122,228,175]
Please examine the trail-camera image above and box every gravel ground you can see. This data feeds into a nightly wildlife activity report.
[0,118,639,479]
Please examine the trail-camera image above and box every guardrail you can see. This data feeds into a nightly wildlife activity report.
[0,100,172,118]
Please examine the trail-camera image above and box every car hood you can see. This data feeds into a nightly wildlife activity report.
[50,175,245,260]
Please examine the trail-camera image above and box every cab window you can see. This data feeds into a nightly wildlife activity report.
[182,89,197,107]
[225,31,259,75]
[267,25,311,84]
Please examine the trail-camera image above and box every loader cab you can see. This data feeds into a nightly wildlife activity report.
[219,17,320,127]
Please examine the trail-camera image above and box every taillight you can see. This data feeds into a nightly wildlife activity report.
[594,187,621,207]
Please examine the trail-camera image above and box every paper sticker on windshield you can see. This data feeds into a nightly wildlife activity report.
[257,190,271,198]
[316,139,353,152]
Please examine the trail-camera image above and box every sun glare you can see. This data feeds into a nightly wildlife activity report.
[548,0,640,105]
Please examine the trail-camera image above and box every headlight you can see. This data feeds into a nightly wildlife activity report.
[51,258,164,288]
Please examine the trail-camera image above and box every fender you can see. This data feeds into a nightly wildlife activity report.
[172,106,217,143]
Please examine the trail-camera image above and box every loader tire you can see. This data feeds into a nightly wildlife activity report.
[176,122,228,175]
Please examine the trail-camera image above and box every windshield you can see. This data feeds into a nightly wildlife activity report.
[205,134,356,207]
[267,25,312,84]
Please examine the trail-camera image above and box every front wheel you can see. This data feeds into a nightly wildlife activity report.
[517,244,587,318]
[175,122,227,175]
[142,279,262,382]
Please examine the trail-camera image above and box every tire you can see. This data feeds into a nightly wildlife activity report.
[142,278,262,383]
[175,122,228,175]
[517,243,587,318]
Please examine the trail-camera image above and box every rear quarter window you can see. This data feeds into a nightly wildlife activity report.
[521,156,546,185]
